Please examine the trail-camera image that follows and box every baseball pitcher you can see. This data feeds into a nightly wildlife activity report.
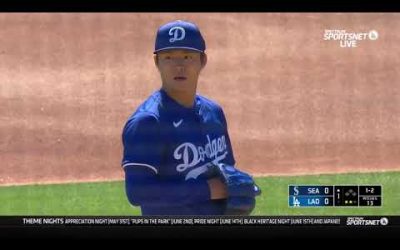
[121,20,261,215]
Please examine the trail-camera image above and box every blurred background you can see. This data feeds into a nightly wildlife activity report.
[1,13,399,185]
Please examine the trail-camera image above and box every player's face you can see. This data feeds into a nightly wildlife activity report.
[155,49,206,93]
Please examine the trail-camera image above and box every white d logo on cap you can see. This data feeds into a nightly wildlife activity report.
[169,27,186,43]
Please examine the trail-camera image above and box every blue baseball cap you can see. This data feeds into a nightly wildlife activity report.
[154,20,206,54]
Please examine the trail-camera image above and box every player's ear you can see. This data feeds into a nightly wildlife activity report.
[200,53,207,69]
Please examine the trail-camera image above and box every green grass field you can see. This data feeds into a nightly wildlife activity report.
[0,171,399,215]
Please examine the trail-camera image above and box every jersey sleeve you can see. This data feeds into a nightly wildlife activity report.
[121,113,162,173]
[124,166,211,208]
[121,113,211,208]
[218,107,236,166]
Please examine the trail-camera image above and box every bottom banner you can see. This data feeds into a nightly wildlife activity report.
[1,216,398,239]
[0,216,398,227]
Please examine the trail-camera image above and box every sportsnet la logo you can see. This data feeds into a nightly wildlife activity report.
[323,29,379,48]
[346,217,389,226]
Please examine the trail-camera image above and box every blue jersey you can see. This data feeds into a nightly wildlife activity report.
[121,89,235,215]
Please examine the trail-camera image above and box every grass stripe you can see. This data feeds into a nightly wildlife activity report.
[0,171,398,215]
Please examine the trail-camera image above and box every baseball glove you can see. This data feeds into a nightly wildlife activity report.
[206,163,262,215]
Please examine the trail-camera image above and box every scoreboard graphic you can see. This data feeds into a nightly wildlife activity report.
[289,185,382,207]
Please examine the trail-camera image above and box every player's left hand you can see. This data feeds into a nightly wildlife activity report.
[205,163,262,215]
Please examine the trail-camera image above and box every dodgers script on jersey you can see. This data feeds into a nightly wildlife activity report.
[122,89,235,215]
